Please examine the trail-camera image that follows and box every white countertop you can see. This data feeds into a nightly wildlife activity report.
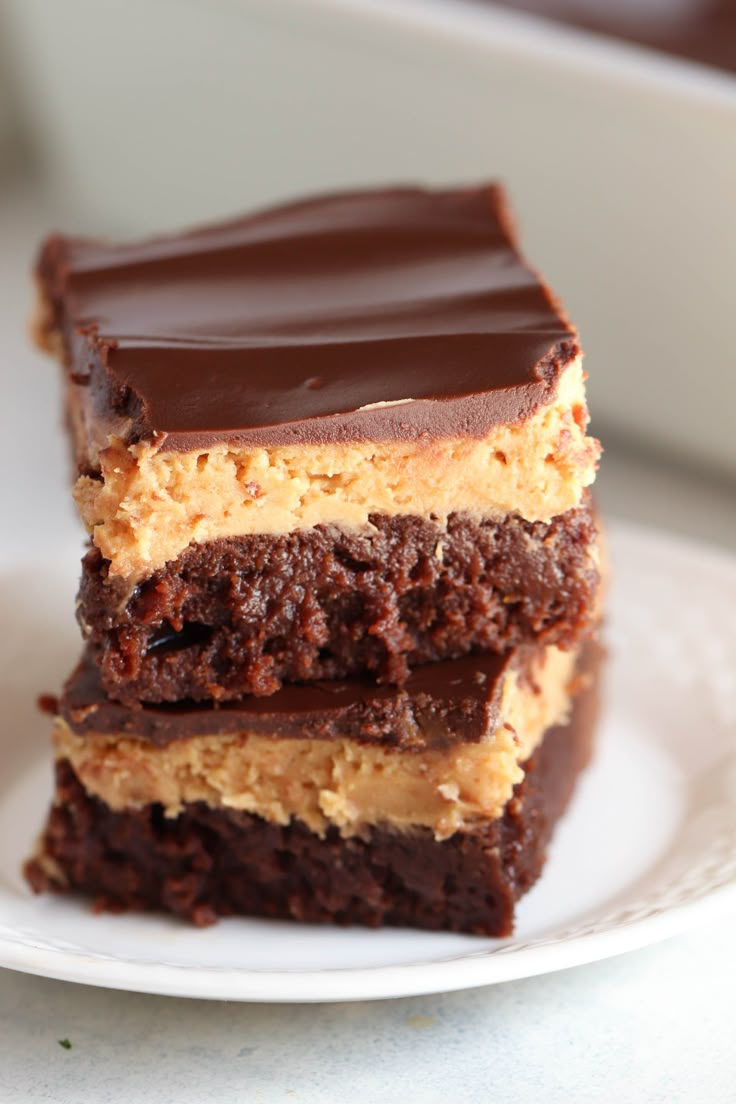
[1,179,734,1103]
[0,923,734,1104]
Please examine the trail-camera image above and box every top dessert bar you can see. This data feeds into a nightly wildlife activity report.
[36,185,599,572]
[35,185,601,701]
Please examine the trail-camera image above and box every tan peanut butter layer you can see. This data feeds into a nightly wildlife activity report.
[53,645,577,841]
[70,357,598,582]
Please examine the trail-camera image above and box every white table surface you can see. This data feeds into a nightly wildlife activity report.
[1,178,734,1103]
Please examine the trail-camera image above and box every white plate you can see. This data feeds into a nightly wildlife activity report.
[0,521,734,1003]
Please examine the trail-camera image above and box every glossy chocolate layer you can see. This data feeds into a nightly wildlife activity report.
[60,644,523,749]
[37,185,578,449]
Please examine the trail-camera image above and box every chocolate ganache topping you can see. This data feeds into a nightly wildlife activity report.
[37,185,578,450]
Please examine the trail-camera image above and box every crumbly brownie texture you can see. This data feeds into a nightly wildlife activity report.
[79,498,600,703]
[25,666,598,935]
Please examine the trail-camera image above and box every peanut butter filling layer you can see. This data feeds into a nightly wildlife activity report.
[70,358,599,582]
[54,645,577,841]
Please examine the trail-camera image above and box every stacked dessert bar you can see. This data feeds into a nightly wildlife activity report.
[26,185,603,935]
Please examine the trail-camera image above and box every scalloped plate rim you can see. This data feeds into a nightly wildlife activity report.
[0,519,735,1002]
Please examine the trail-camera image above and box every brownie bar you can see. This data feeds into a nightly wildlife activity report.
[26,659,597,935]
[35,183,601,705]
[35,185,600,597]
[79,499,600,703]
[27,641,600,931]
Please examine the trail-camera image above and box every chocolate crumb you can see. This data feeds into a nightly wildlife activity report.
[37,694,59,716]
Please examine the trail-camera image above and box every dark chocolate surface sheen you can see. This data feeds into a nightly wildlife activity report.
[60,645,521,749]
[37,185,578,449]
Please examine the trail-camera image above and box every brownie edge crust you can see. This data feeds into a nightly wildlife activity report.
[79,500,601,703]
[25,658,599,935]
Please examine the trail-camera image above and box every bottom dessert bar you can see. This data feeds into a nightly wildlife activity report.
[25,652,599,936]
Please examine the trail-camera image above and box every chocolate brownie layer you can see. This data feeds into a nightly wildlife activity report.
[79,499,600,703]
[25,667,598,935]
